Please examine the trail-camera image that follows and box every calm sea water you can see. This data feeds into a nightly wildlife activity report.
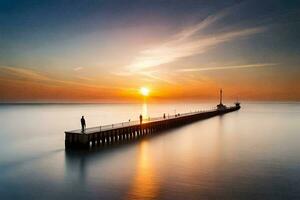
[0,102,300,199]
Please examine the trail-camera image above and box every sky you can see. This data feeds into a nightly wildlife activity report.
[0,0,299,102]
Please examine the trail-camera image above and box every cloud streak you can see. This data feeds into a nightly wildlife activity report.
[0,66,52,82]
[73,67,83,71]
[0,66,114,90]
[177,63,278,72]
[125,11,266,72]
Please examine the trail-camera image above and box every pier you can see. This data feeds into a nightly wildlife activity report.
[65,91,240,149]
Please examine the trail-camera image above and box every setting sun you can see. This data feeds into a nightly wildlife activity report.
[140,87,150,97]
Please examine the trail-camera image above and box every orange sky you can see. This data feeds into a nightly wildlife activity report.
[0,64,299,102]
[1,1,300,102]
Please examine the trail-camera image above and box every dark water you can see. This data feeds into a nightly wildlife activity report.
[0,102,300,199]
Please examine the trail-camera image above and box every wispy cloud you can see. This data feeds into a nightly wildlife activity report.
[113,68,177,84]
[171,8,228,42]
[177,63,278,72]
[125,10,266,73]
[0,66,52,82]
[73,67,83,71]
[139,71,177,84]
[0,66,110,89]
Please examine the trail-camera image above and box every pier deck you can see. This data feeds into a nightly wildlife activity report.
[65,104,240,149]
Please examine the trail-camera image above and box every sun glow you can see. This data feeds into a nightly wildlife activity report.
[140,87,150,97]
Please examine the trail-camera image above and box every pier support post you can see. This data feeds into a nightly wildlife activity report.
[78,134,89,148]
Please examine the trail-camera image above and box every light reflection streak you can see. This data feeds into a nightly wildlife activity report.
[142,102,148,119]
[126,141,158,200]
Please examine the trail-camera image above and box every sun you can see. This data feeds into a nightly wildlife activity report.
[140,87,150,97]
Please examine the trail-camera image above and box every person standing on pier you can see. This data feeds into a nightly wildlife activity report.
[139,114,143,124]
[81,116,86,133]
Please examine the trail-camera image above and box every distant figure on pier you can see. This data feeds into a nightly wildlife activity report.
[81,116,86,133]
[139,114,143,124]
[163,113,166,119]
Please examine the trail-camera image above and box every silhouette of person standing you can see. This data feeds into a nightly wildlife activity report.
[81,116,86,133]
[139,114,143,124]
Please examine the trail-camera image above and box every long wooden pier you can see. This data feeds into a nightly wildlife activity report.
[65,103,240,149]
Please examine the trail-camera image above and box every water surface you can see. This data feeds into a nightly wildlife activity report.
[0,102,300,199]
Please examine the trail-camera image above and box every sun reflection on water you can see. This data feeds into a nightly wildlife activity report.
[126,141,158,200]
[142,103,148,119]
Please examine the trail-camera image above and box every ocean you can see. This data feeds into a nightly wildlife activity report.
[0,102,300,199]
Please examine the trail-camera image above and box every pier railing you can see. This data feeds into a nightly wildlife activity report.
[68,107,221,134]
[65,104,240,148]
